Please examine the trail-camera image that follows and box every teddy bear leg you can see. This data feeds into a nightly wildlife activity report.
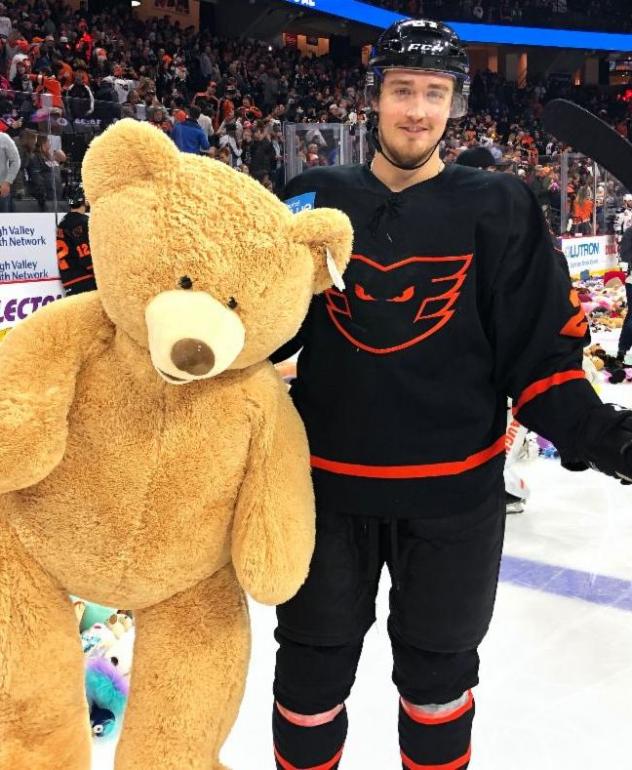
[0,518,91,770]
[114,564,250,770]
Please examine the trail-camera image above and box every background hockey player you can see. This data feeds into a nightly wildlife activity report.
[56,185,95,296]
[270,19,632,770]
[615,192,632,235]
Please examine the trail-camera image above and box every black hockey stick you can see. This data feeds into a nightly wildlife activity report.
[542,98,632,193]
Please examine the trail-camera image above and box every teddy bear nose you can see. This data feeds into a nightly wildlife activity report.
[170,338,215,376]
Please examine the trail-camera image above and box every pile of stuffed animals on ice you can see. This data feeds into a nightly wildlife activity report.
[578,274,632,386]
[576,273,627,336]
[536,274,630,460]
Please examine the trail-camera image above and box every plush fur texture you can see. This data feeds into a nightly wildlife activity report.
[0,119,353,770]
[85,657,129,738]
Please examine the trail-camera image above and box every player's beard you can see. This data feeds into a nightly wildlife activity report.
[378,123,439,170]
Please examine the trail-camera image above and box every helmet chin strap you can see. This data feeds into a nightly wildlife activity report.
[370,122,446,172]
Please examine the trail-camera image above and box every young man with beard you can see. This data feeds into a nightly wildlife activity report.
[270,19,632,770]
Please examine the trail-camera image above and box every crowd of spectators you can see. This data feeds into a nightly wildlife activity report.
[0,0,630,233]
[441,72,631,235]
[368,0,632,33]
[0,0,370,202]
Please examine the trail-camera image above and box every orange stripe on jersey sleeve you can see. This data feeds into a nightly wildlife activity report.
[513,370,586,416]
[63,273,95,289]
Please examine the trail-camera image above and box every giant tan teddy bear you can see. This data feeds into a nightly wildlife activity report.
[0,120,353,770]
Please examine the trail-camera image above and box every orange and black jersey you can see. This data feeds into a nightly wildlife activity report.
[274,163,600,518]
[56,212,96,296]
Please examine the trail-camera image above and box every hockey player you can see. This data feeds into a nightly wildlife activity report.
[270,20,632,770]
[615,192,632,235]
[56,186,96,296]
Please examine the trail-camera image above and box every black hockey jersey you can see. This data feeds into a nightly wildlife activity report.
[275,163,602,518]
[56,212,96,296]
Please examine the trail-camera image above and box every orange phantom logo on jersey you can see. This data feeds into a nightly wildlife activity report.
[324,253,473,355]
[560,288,588,339]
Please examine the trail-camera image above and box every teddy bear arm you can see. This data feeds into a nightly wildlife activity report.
[232,385,315,606]
[0,309,83,493]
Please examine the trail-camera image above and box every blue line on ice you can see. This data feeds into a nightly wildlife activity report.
[500,555,632,611]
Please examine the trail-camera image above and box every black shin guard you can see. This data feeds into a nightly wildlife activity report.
[399,692,474,769]
[273,702,348,770]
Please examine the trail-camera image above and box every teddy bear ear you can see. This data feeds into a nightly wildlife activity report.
[289,207,354,295]
[82,118,180,205]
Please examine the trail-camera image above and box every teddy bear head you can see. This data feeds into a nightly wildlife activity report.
[82,119,352,384]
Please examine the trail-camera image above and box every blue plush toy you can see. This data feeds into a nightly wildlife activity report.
[85,657,129,739]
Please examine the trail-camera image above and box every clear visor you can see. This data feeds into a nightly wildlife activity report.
[367,68,470,120]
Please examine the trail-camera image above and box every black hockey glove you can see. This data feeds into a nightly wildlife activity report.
[561,404,632,485]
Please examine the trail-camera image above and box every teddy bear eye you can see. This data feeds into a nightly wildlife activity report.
[178,275,193,290]
[227,297,238,309]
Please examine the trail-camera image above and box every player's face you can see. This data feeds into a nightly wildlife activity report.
[377,70,454,167]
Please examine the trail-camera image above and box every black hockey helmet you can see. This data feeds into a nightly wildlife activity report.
[367,19,470,119]
[68,184,86,208]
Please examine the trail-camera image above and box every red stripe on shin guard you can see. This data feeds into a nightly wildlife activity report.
[400,691,474,726]
[276,702,344,727]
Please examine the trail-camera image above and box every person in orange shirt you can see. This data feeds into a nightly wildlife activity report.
[570,185,594,235]
[237,95,263,123]
[55,59,74,91]
[31,68,64,110]
[213,92,235,133]
[75,32,94,62]
[193,80,220,123]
